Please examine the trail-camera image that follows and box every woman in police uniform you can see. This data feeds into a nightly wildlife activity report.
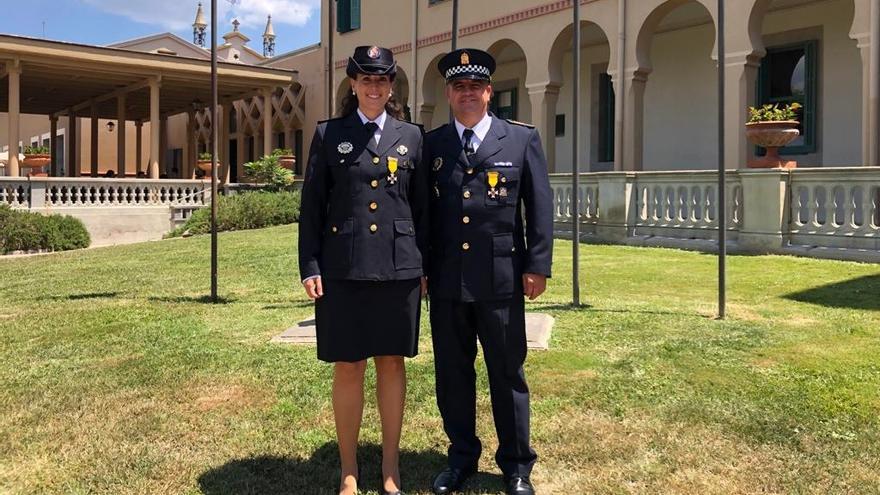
[298,45,428,495]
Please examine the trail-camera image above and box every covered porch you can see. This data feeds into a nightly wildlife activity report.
[0,34,296,180]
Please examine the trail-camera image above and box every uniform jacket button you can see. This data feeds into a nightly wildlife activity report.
[462,216,470,224]
[466,168,474,174]
[332,226,338,233]
[463,190,471,199]
[372,157,380,164]
[462,242,470,251]
[371,179,379,189]
[370,223,378,233]
[369,201,378,211]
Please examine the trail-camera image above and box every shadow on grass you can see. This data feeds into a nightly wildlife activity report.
[148,295,236,305]
[198,442,504,494]
[38,292,120,301]
[532,302,696,318]
[784,274,880,310]
[262,301,314,310]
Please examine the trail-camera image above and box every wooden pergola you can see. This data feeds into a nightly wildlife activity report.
[0,34,296,178]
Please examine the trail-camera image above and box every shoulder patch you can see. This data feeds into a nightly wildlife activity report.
[506,119,535,129]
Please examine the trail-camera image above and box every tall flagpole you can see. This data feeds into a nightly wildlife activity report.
[210,0,219,303]
[717,0,726,319]
[572,0,581,306]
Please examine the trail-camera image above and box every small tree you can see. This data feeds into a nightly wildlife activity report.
[243,153,294,190]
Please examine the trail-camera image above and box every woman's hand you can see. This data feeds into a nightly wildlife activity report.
[303,276,324,300]
[420,276,428,298]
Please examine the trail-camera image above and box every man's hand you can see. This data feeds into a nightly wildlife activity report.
[303,276,324,300]
[522,273,547,300]
[420,276,428,298]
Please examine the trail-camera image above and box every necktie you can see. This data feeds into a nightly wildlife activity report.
[462,128,475,156]
[364,122,379,143]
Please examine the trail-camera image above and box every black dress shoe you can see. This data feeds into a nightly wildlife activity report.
[504,475,535,495]
[432,465,476,495]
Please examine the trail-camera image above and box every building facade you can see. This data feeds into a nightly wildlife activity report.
[326,0,879,173]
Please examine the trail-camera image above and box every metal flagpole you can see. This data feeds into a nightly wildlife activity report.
[717,0,726,319]
[449,0,459,123]
[210,0,219,303]
[572,0,581,307]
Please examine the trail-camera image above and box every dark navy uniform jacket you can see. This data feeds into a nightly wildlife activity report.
[298,112,429,281]
[426,115,553,301]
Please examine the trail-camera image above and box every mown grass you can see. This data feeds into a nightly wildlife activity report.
[1,226,878,494]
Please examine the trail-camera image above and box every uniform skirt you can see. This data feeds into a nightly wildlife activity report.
[315,278,421,363]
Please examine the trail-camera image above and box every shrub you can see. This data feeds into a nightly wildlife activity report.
[0,205,90,254]
[243,153,294,191]
[24,145,50,155]
[747,102,802,123]
[167,190,300,238]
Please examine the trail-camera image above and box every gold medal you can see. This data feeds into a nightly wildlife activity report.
[387,157,399,184]
[487,170,499,198]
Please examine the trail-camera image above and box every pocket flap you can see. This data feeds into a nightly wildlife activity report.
[492,233,514,255]
[394,218,416,236]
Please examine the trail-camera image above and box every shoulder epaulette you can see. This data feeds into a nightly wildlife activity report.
[506,119,535,129]
[317,116,345,125]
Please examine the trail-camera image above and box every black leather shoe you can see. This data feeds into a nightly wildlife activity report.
[432,465,476,495]
[504,476,535,495]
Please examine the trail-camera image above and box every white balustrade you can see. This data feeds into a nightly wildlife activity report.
[549,174,599,236]
[631,171,742,240]
[0,177,209,209]
[788,168,880,250]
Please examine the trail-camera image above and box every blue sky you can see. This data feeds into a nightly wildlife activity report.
[2,0,321,56]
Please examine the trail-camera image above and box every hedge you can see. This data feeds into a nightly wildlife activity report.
[0,205,91,254]
[168,190,301,237]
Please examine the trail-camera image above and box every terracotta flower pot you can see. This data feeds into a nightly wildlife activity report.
[196,160,216,173]
[745,120,800,169]
[278,155,296,171]
[22,153,51,169]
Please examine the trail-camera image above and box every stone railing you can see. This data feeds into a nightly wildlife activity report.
[787,168,880,251]
[549,168,880,261]
[0,177,210,209]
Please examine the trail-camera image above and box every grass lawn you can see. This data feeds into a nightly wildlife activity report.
[1,225,879,494]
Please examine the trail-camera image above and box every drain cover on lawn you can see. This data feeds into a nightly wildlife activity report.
[273,313,554,350]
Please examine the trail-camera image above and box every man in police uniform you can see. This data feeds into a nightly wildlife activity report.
[426,48,553,495]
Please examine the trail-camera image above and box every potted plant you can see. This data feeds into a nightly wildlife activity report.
[22,145,51,175]
[273,148,296,171]
[745,102,802,169]
[243,153,294,191]
[197,152,216,174]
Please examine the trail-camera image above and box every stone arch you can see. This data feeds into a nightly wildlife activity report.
[420,51,448,129]
[485,39,529,121]
[548,20,613,86]
[635,0,717,71]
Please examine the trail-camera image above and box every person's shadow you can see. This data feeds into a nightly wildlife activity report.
[198,442,504,494]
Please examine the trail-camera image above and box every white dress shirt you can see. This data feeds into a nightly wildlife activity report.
[454,112,493,152]
[357,108,387,145]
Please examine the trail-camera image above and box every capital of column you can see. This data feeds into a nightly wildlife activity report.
[525,82,561,97]
[5,59,21,74]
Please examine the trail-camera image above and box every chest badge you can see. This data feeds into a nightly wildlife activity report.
[396,145,408,156]
[337,142,354,154]
[433,157,443,171]
[487,170,500,199]
[387,157,399,184]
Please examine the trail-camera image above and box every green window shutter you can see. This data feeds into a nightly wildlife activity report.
[350,0,361,31]
[337,0,351,33]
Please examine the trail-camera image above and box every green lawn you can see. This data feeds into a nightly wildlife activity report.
[1,225,879,494]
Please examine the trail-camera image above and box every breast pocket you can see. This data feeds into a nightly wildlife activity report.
[393,218,421,270]
[492,232,515,295]
[322,218,354,272]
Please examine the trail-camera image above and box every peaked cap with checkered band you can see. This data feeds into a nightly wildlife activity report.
[438,48,495,83]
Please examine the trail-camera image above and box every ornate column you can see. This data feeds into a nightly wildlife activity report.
[135,120,143,175]
[220,104,232,183]
[526,82,560,173]
[90,107,98,177]
[148,78,161,179]
[49,116,58,176]
[620,68,649,171]
[724,52,763,168]
[117,94,127,177]
[67,111,78,177]
[6,61,21,177]
[263,88,274,156]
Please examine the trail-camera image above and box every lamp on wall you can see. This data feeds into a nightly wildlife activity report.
[106,121,115,132]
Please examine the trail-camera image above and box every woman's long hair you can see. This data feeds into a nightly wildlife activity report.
[337,78,406,121]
